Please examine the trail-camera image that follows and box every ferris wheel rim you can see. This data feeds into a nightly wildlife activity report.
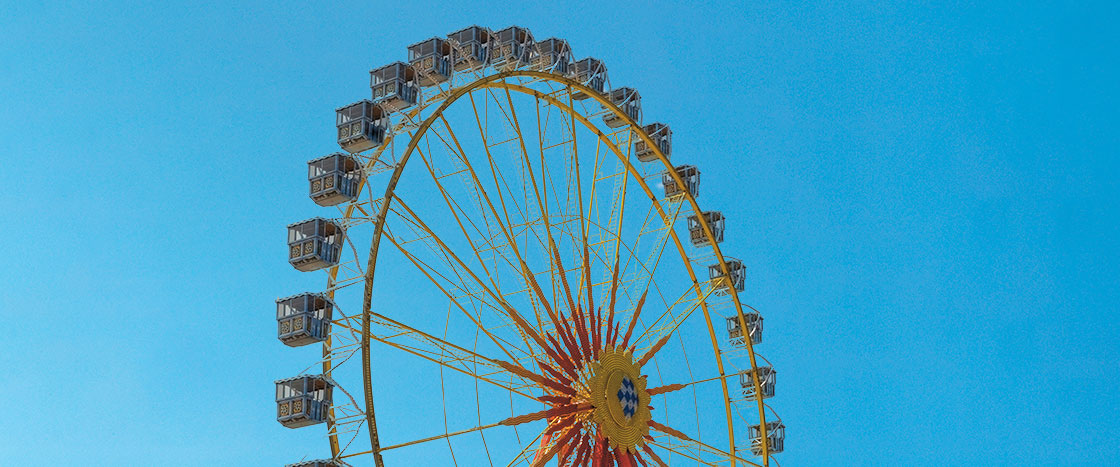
[322,70,772,466]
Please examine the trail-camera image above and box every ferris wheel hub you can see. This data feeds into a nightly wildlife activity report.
[587,345,652,454]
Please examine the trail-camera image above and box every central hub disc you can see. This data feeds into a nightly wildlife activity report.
[588,345,651,453]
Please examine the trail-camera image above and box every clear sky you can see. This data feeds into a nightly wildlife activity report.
[1,1,1117,465]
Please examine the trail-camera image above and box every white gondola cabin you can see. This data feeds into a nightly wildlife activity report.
[569,58,607,100]
[276,293,334,347]
[532,38,571,74]
[740,366,776,401]
[288,218,344,272]
[308,153,362,206]
[276,375,332,429]
[635,123,671,162]
[603,87,641,128]
[687,211,724,246]
[448,26,492,72]
[662,165,700,199]
[408,37,453,86]
[336,100,387,153]
[727,313,763,346]
[491,26,534,71]
[748,421,785,455]
[708,257,746,295]
[370,62,419,112]
[286,460,351,467]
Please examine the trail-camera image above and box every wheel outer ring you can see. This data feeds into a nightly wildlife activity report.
[324,70,770,466]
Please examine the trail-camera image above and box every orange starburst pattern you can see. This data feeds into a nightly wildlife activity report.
[491,282,689,467]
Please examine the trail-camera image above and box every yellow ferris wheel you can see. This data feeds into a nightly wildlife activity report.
[275,25,784,467]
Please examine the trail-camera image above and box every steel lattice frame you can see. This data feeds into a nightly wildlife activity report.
[292,62,781,467]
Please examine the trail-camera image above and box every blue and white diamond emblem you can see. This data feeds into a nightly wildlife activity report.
[616,375,639,420]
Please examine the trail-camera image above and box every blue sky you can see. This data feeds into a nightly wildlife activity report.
[1,1,1117,465]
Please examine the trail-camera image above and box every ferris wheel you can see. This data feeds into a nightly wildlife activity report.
[274,25,784,467]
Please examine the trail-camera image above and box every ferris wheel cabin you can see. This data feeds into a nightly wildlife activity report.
[336,100,387,153]
[748,421,785,455]
[491,26,534,71]
[532,38,571,75]
[603,87,641,128]
[635,123,672,162]
[569,58,607,100]
[276,293,334,347]
[370,62,419,112]
[663,165,701,199]
[275,375,333,429]
[740,366,776,401]
[408,37,453,86]
[448,26,492,72]
[308,153,362,207]
[727,313,763,346]
[287,218,344,272]
[687,211,725,246]
[708,257,747,295]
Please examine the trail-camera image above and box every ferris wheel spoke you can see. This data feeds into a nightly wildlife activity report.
[613,192,682,289]
[629,283,705,341]
[351,396,587,460]
[390,193,559,363]
[568,129,594,317]
[513,95,590,356]
[598,195,684,353]
[467,90,533,241]
[382,199,533,359]
[496,85,559,230]
[504,427,547,467]
[528,420,586,467]
[498,83,687,301]
[658,439,757,467]
[482,85,521,134]
[535,88,588,309]
[603,143,631,346]
[433,107,553,314]
[382,203,552,370]
[333,313,539,400]
[499,84,566,277]
[491,82,685,371]
[643,372,734,399]
[646,423,763,467]
[429,114,508,256]
[381,217,532,362]
[508,131,584,357]
[411,134,527,301]
[553,140,614,366]
[413,139,530,304]
[458,94,591,349]
[535,108,595,340]
[643,439,719,467]
[384,218,501,313]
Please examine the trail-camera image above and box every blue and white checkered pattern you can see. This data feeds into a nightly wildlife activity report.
[616,375,639,420]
